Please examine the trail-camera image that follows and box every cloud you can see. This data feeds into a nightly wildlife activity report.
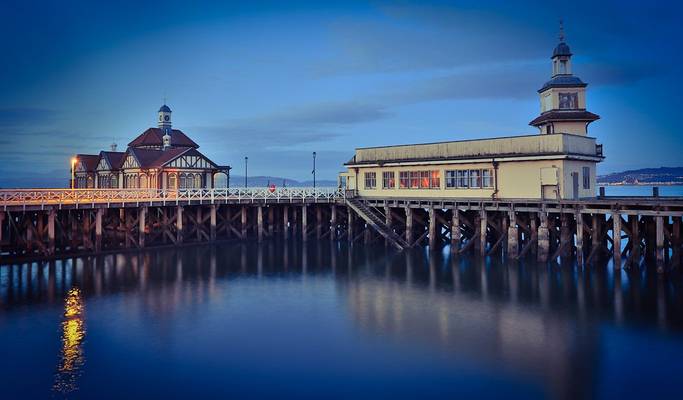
[0,108,59,127]
[189,101,390,149]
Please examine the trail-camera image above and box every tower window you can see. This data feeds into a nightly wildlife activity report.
[559,92,578,109]
[582,166,590,189]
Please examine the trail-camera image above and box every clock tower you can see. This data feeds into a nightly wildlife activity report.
[158,104,172,130]
[530,23,599,135]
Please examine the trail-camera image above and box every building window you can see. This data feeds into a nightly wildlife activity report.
[364,172,376,189]
[430,170,440,189]
[582,166,590,189]
[382,171,395,189]
[399,171,409,188]
[469,169,481,188]
[446,170,457,188]
[140,174,148,188]
[194,174,202,188]
[559,92,578,109]
[111,175,118,188]
[482,169,493,188]
[180,174,186,189]
[409,171,420,188]
[457,170,469,188]
[168,174,177,189]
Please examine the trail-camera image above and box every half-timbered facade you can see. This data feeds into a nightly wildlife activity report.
[73,104,230,189]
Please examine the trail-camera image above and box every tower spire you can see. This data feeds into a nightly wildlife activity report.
[559,19,565,42]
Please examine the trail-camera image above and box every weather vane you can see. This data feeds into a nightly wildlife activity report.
[559,18,565,42]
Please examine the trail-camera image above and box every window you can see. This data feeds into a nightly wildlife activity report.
[457,170,469,188]
[420,171,430,188]
[430,170,440,189]
[382,171,395,189]
[410,171,420,188]
[364,172,376,189]
[168,174,177,189]
[195,174,202,188]
[469,169,481,188]
[399,171,409,188]
[446,170,457,188]
[482,169,493,188]
[582,166,590,189]
[559,92,578,109]
[180,174,186,189]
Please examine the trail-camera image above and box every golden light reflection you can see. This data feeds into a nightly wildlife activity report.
[53,287,86,395]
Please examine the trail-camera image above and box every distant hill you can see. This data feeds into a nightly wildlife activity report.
[598,167,683,185]
[229,175,338,188]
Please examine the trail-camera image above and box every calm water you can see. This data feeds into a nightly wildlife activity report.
[598,184,683,197]
[1,241,682,399]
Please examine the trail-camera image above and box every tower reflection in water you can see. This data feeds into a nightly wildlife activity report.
[52,287,86,395]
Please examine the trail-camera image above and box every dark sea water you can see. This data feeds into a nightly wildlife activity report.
[1,240,682,400]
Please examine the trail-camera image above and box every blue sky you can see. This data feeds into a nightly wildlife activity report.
[0,0,680,187]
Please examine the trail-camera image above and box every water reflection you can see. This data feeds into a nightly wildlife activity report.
[0,241,682,398]
[53,287,86,395]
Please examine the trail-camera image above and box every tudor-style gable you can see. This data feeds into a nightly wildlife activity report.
[123,153,140,169]
[166,152,216,169]
[96,158,110,171]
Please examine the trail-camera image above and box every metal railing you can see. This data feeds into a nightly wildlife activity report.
[0,187,344,207]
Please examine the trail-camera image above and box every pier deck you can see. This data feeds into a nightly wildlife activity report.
[1,188,681,272]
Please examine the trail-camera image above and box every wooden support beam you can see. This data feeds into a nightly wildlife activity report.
[575,212,584,266]
[405,207,413,245]
[330,205,337,241]
[507,211,518,258]
[673,217,681,268]
[139,207,147,247]
[656,216,665,272]
[612,212,621,268]
[210,205,217,241]
[560,213,571,260]
[283,206,290,239]
[591,214,601,262]
[177,206,184,243]
[302,205,308,242]
[479,210,487,257]
[451,208,461,253]
[385,205,392,247]
[48,210,56,255]
[537,213,549,262]
[429,207,437,251]
[268,206,274,237]
[257,206,264,243]
[0,211,4,248]
[241,206,247,239]
[347,207,354,243]
[316,206,322,239]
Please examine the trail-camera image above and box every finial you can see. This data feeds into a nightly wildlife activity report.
[559,19,565,42]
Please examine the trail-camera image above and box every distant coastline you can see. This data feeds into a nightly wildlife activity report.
[597,167,683,186]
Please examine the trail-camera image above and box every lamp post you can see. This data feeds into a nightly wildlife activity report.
[244,156,248,188]
[312,151,317,189]
[70,157,78,189]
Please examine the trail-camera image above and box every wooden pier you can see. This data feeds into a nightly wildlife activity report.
[1,188,682,272]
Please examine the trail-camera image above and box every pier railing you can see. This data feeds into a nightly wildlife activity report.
[0,187,344,208]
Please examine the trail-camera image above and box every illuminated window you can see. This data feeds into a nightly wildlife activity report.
[195,174,202,188]
[364,172,376,189]
[382,171,395,189]
[410,171,420,188]
[430,170,440,188]
[399,171,409,188]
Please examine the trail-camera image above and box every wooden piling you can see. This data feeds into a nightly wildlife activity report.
[302,205,308,242]
[48,210,56,255]
[283,206,290,239]
[347,207,354,243]
[451,208,461,253]
[210,205,217,241]
[241,206,247,239]
[672,217,681,268]
[507,211,518,258]
[429,207,437,251]
[268,206,274,237]
[656,216,665,272]
[257,206,264,243]
[176,206,184,243]
[479,210,487,257]
[330,205,337,240]
[537,213,549,262]
[575,212,584,265]
[405,207,413,245]
[612,212,621,268]
[139,207,147,247]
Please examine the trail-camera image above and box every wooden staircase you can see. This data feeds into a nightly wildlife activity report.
[345,198,410,250]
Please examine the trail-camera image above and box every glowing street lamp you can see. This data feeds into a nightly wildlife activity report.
[70,157,78,189]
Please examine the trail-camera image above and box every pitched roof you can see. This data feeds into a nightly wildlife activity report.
[127,128,199,148]
[538,75,586,92]
[76,154,100,172]
[125,147,218,169]
[529,110,600,126]
[99,151,126,170]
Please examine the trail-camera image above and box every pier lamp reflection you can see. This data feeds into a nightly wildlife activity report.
[53,287,86,395]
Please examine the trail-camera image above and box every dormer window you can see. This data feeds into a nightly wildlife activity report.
[560,60,567,74]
